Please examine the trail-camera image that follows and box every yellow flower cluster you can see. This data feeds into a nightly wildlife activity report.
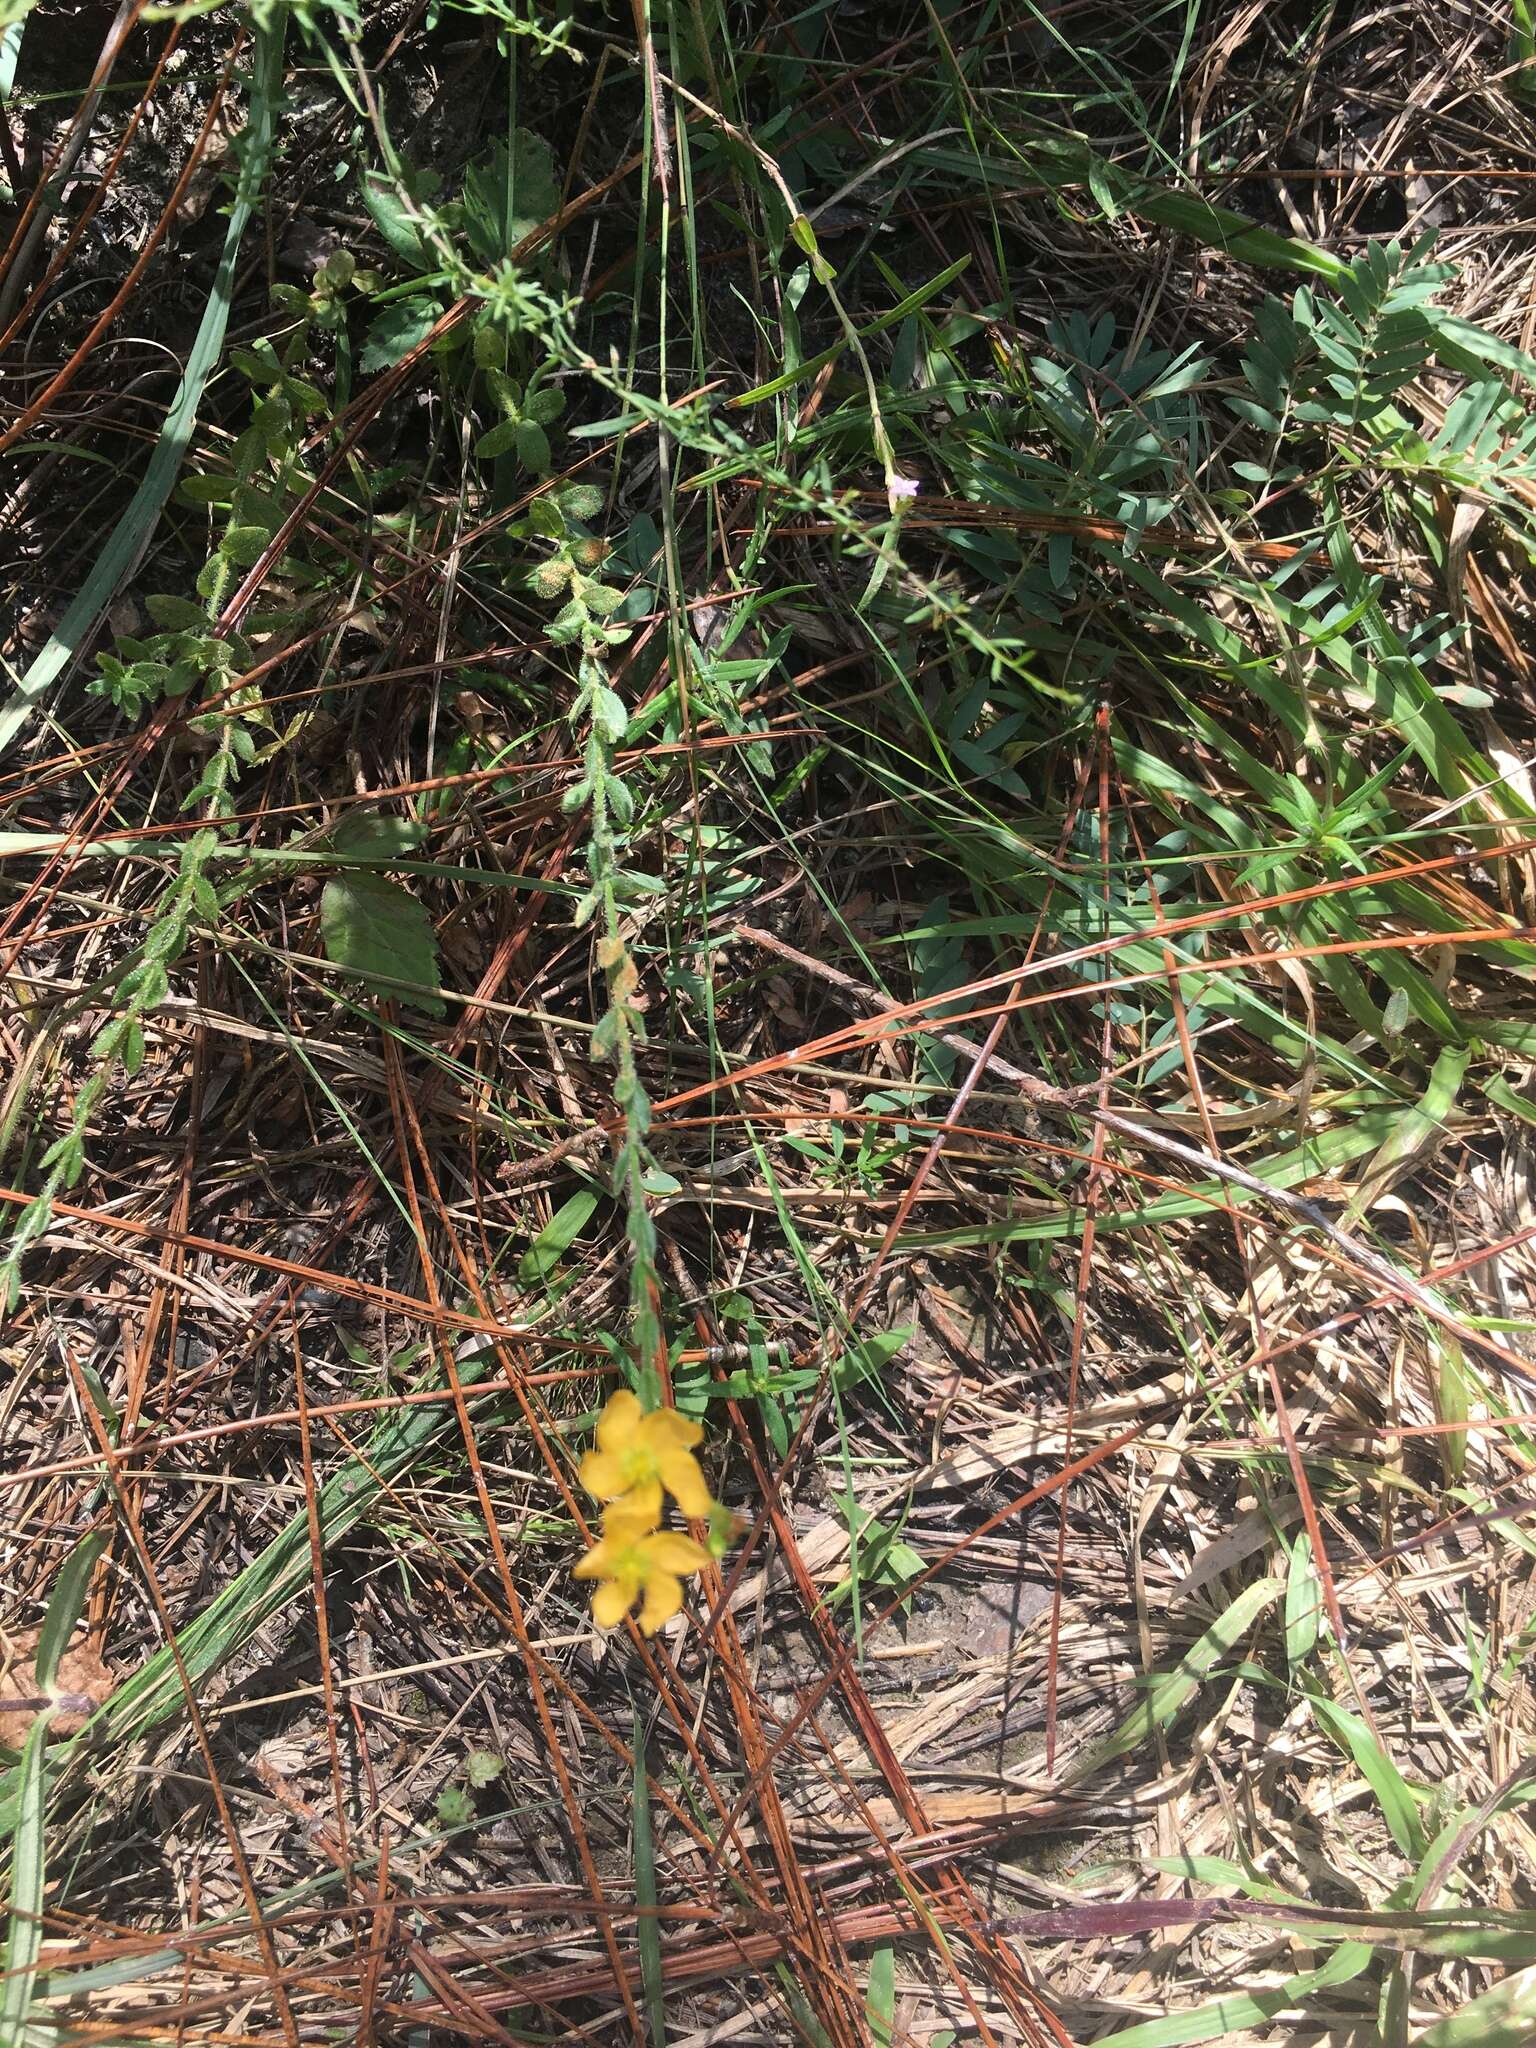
[574,1390,713,1635]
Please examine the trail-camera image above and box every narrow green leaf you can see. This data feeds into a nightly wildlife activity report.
[1094,1942,1374,2047]
[1305,1684,1425,1859]
[866,1944,895,2047]
[34,1532,106,1694]
[1072,1578,1282,1777]
[0,19,286,757]
[1284,1533,1322,1672]
[0,1718,48,2042]
[1343,1044,1469,1225]
[632,1718,666,2046]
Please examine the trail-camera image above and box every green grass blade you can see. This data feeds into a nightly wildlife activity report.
[1093,1942,1375,2047]
[0,17,286,759]
[632,1716,666,2045]
[0,1718,48,2043]
[1071,1578,1282,1778]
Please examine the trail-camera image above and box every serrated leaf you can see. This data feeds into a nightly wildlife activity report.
[320,874,444,1016]
[464,1748,503,1788]
[436,1784,473,1829]
[459,130,559,264]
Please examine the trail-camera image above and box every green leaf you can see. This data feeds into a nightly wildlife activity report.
[459,130,560,264]
[328,813,429,861]
[436,1784,473,1829]
[220,524,274,567]
[144,593,209,632]
[1305,1682,1425,1859]
[1412,1964,1536,2045]
[1073,1578,1283,1777]
[464,1748,503,1788]
[517,1189,599,1284]
[632,1716,666,2048]
[0,18,285,758]
[320,874,444,1016]
[359,296,439,374]
[557,483,604,521]
[1342,1043,1470,1224]
[1284,1532,1322,1672]
[866,1945,895,2047]
[1094,1942,1373,2046]
[1433,1333,1470,1482]
[515,419,551,472]
[474,417,523,461]
[0,1719,47,2043]
[360,163,436,268]
[834,1325,912,1392]
[35,1532,106,1693]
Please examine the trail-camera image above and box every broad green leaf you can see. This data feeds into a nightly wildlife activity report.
[360,162,438,267]
[320,874,443,1016]
[359,296,440,374]
[328,813,429,862]
[474,417,523,461]
[517,1190,599,1284]
[459,130,560,264]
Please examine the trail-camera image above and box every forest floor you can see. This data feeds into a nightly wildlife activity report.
[5,1,1536,2042]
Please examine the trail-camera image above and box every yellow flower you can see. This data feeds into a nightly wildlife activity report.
[579,1389,712,1523]
[573,1501,711,1635]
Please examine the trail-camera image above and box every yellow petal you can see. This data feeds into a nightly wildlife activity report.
[596,1388,642,1453]
[637,1572,684,1635]
[591,1578,633,1628]
[656,1446,713,1519]
[603,1480,662,1530]
[572,1538,617,1581]
[640,1531,710,1575]
[579,1449,629,1500]
[640,1407,704,1453]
